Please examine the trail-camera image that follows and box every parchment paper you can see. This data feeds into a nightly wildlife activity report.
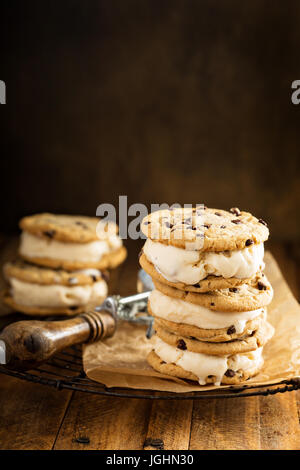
[83,252,300,392]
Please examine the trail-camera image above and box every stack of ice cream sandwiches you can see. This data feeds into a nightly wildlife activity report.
[140,206,274,386]
[3,213,126,316]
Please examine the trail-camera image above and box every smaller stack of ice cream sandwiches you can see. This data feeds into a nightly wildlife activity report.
[140,206,274,386]
[3,213,126,316]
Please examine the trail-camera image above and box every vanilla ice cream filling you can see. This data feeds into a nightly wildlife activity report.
[149,289,264,334]
[20,231,122,263]
[143,239,264,284]
[154,337,263,386]
[10,277,108,308]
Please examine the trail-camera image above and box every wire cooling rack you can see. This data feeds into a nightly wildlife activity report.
[0,345,299,400]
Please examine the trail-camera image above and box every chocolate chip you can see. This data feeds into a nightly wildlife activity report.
[215,212,222,216]
[231,219,242,224]
[227,325,236,335]
[230,207,241,216]
[210,302,215,306]
[245,239,254,246]
[90,275,97,282]
[68,277,78,285]
[220,225,226,229]
[229,287,239,293]
[43,230,56,238]
[193,283,200,288]
[144,221,151,225]
[75,436,90,444]
[257,281,267,290]
[165,222,173,228]
[258,218,268,227]
[204,224,211,229]
[177,339,187,350]
[160,360,166,364]
[75,221,88,229]
[225,369,236,377]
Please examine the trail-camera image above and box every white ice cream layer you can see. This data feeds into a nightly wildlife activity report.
[143,239,264,284]
[19,231,122,263]
[10,277,108,308]
[149,289,264,334]
[154,337,263,386]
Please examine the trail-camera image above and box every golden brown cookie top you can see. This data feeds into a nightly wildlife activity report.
[19,213,118,243]
[3,260,108,286]
[141,206,269,252]
[152,272,273,312]
[155,320,274,356]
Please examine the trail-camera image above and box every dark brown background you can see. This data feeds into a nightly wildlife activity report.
[1,0,300,240]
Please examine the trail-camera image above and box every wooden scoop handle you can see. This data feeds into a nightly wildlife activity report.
[0,310,116,371]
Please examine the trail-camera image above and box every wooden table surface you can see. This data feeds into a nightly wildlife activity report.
[0,239,299,450]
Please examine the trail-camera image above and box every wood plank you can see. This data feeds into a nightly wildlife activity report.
[0,375,72,450]
[54,393,151,450]
[189,396,260,450]
[259,392,300,450]
[143,399,193,450]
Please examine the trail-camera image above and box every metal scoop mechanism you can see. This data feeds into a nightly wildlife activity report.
[95,291,153,338]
